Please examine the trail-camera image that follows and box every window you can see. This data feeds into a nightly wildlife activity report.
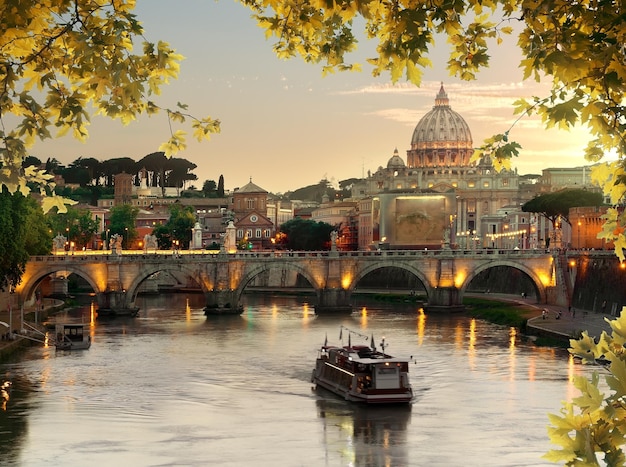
[264,229,271,238]
[255,229,261,238]
[246,229,252,238]
[237,229,243,238]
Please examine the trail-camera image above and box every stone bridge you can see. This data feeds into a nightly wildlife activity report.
[13,248,593,316]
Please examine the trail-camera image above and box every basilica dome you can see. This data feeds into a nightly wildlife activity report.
[406,84,474,168]
[386,148,406,170]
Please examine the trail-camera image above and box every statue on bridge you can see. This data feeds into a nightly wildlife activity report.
[223,221,236,253]
[110,234,123,255]
[143,234,158,253]
[52,234,66,253]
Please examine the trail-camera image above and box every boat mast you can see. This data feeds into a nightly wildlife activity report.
[339,325,369,346]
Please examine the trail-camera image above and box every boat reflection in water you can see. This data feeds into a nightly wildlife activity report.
[315,396,412,466]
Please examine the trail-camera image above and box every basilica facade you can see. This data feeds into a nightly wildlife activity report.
[351,84,538,250]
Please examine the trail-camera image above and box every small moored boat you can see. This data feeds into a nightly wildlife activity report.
[55,323,91,351]
[311,327,413,404]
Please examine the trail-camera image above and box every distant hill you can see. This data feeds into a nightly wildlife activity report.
[283,178,361,203]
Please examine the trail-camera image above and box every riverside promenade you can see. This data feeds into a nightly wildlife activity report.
[484,293,617,342]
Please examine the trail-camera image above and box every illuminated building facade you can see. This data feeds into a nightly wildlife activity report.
[352,84,536,250]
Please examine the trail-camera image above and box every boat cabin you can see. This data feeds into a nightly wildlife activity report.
[55,323,91,350]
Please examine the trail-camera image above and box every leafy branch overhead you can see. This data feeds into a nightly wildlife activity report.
[0,0,220,211]
[241,0,626,256]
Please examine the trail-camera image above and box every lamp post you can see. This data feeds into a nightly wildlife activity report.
[577,220,581,249]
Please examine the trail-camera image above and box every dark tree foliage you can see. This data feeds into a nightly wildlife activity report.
[45,157,60,174]
[23,197,53,256]
[108,204,139,249]
[284,178,352,202]
[23,156,42,168]
[286,179,332,203]
[279,218,335,250]
[63,157,103,186]
[151,204,195,249]
[0,188,29,290]
[138,151,168,194]
[152,224,171,250]
[165,158,197,191]
[46,205,98,249]
[522,189,604,227]
[202,179,217,197]
[60,164,91,186]
[100,157,138,187]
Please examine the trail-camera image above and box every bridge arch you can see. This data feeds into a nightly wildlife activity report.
[19,264,101,303]
[349,261,432,299]
[461,259,548,303]
[125,263,206,302]
[233,262,321,305]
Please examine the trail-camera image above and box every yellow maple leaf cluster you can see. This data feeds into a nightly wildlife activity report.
[0,0,220,211]
[545,308,626,465]
[242,0,626,259]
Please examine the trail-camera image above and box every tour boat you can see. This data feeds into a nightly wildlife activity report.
[55,323,91,350]
[311,327,413,404]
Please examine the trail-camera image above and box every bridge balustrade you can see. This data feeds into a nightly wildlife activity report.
[32,247,564,263]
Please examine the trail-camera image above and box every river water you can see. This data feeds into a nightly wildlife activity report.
[0,294,594,466]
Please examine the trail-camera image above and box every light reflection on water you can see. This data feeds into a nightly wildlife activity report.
[0,293,596,466]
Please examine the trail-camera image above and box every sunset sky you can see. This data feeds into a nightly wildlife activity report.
[31,0,596,194]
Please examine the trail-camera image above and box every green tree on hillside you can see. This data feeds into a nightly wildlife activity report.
[202,180,217,197]
[46,206,99,250]
[279,218,335,250]
[108,204,139,250]
[152,204,196,250]
[165,158,198,194]
[287,179,335,203]
[100,158,138,188]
